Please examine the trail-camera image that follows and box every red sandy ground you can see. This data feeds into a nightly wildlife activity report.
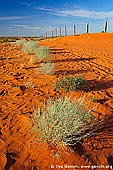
[0,33,113,170]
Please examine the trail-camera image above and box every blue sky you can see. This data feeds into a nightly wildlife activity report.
[0,0,113,36]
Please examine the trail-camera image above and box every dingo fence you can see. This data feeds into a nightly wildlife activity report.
[41,19,113,39]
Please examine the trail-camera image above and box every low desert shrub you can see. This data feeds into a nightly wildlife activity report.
[22,41,38,54]
[34,46,50,62]
[55,76,88,91]
[36,62,55,75]
[16,40,26,45]
[0,37,19,43]
[32,96,99,147]
[0,38,5,43]
[90,96,99,103]
[8,37,19,42]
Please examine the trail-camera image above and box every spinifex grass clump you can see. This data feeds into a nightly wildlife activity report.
[34,46,50,62]
[0,37,19,43]
[36,62,55,75]
[22,41,38,54]
[7,37,19,42]
[55,76,88,91]
[90,96,99,103]
[32,96,98,147]
[0,38,5,43]
[16,40,26,45]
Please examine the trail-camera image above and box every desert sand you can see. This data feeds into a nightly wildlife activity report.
[0,33,113,170]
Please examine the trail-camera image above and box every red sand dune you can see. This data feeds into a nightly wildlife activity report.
[0,33,113,170]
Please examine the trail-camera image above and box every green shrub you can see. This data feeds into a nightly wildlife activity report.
[90,96,99,103]
[34,46,50,62]
[0,37,19,43]
[22,41,38,54]
[7,37,19,42]
[32,96,98,147]
[0,38,5,43]
[36,62,55,75]
[16,40,26,45]
[55,76,88,91]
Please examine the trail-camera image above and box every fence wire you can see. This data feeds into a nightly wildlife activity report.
[41,20,112,39]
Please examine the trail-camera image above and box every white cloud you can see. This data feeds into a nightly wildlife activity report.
[6,24,56,36]
[0,16,30,21]
[21,3,32,7]
[11,24,55,31]
[11,24,41,30]
[58,10,113,19]
[37,7,113,19]
[20,2,36,7]
[34,7,54,12]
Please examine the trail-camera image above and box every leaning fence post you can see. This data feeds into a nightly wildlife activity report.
[86,23,89,33]
[104,19,108,33]
[73,25,76,35]
[64,26,67,36]
[59,27,61,37]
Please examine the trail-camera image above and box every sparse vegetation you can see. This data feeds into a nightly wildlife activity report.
[21,43,50,64]
[7,37,19,42]
[0,37,19,43]
[1,32,112,168]
[36,62,55,75]
[22,41,38,54]
[90,96,99,103]
[29,55,37,64]
[55,76,88,91]
[32,96,99,147]
[34,46,50,62]
[0,38,6,43]
[16,40,26,45]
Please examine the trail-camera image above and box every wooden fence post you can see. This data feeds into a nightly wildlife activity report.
[59,27,61,37]
[43,33,45,39]
[45,32,47,38]
[52,30,54,38]
[55,28,57,37]
[86,23,89,33]
[104,19,108,33]
[64,26,67,36]
[74,25,76,35]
